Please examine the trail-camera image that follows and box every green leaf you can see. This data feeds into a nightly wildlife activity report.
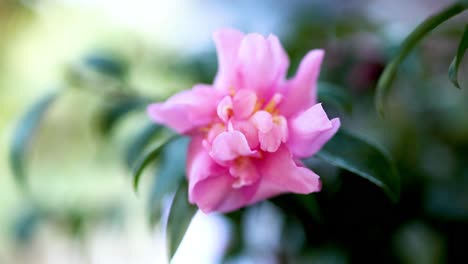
[10,92,58,188]
[375,3,468,116]
[132,134,179,192]
[317,82,353,114]
[448,24,468,88]
[166,182,197,260]
[317,129,400,202]
[83,53,128,81]
[124,123,164,169]
[96,96,149,137]
[148,137,189,225]
[12,206,44,244]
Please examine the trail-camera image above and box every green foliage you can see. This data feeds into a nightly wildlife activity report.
[10,91,58,189]
[83,53,128,81]
[166,182,197,260]
[317,82,353,114]
[96,95,150,137]
[148,137,189,225]
[448,24,468,88]
[317,129,400,202]
[124,123,164,168]
[375,3,468,115]
[132,135,178,192]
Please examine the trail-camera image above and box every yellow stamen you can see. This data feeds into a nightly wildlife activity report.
[264,99,277,113]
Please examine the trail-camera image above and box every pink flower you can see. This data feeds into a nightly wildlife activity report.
[148,28,340,213]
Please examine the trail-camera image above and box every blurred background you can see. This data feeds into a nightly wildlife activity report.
[1,0,468,263]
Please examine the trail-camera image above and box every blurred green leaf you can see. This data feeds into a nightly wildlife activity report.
[125,123,164,169]
[83,53,128,81]
[10,92,58,188]
[317,130,400,202]
[375,3,468,115]
[448,24,468,88]
[96,96,149,137]
[318,82,352,114]
[148,137,189,225]
[12,207,44,244]
[132,135,179,192]
[166,182,197,260]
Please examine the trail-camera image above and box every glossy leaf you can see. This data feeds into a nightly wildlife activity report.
[375,3,468,116]
[10,92,58,188]
[448,24,468,88]
[148,137,189,225]
[124,123,164,169]
[166,182,197,260]
[317,82,353,114]
[317,129,400,202]
[132,135,179,192]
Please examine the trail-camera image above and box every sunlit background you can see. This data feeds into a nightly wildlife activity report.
[1,0,468,263]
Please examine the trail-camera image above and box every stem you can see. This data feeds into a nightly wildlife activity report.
[375,2,468,116]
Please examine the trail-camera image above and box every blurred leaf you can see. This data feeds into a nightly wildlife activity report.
[448,24,468,88]
[96,96,149,137]
[12,207,43,244]
[375,3,468,116]
[149,137,190,225]
[83,53,128,81]
[10,92,58,188]
[132,135,179,192]
[125,123,164,169]
[166,182,197,260]
[318,82,352,114]
[271,194,323,225]
[317,130,400,202]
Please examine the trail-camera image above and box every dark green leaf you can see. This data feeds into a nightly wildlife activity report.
[166,182,197,260]
[125,123,164,169]
[132,135,179,192]
[317,129,400,202]
[148,137,189,225]
[375,3,468,116]
[317,82,353,114]
[96,96,149,137]
[10,92,58,188]
[448,24,468,88]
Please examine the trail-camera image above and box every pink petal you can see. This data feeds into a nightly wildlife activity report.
[288,104,340,157]
[251,111,273,133]
[217,96,233,122]
[236,33,289,97]
[258,125,283,152]
[250,145,322,203]
[192,176,260,213]
[267,34,289,83]
[233,120,259,149]
[279,50,324,117]
[190,174,234,213]
[210,131,256,163]
[187,136,227,198]
[274,115,288,143]
[233,89,257,119]
[213,28,244,91]
[187,139,260,213]
[229,157,260,188]
[147,84,221,134]
[301,118,340,156]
